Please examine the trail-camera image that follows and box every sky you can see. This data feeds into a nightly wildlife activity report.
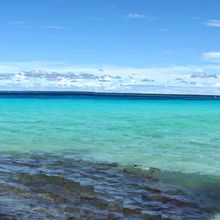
[0,0,220,93]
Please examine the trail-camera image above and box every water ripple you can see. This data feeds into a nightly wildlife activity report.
[0,153,219,219]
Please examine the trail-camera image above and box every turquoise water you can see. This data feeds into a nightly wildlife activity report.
[1,97,220,176]
[1,96,220,219]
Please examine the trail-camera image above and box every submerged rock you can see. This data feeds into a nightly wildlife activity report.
[0,153,218,220]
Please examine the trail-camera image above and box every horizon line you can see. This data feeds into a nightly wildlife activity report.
[0,90,219,99]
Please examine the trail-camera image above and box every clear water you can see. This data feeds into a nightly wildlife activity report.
[1,97,220,176]
[1,96,220,219]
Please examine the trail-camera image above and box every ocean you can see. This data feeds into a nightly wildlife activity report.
[0,93,220,219]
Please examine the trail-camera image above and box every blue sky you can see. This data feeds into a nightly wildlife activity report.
[0,0,220,93]
[1,0,220,67]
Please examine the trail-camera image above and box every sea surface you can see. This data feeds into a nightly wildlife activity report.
[0,94,220,219]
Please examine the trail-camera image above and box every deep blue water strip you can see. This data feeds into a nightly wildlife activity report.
[0,91,219,100]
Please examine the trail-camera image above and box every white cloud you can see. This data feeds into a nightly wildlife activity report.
[10,21,69,30]
[128,13,146,19]
[125,13,157,21]
[23,25,69,30]
[0,61,219,77]
[38,25,69,30]
[0,62,219,94]
[213,83,220,87]
[204,19,220,27]
[0,61,213,73]
[203,52,220,62]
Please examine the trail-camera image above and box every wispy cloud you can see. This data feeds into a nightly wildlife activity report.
[88,16,103,21]
[128,13,147,19]
[163,50,172,54]
[0,61,220,75]
[23,25,69,30]
[37,25,69,30]
[204,19,220,27]
[193,16,202,20]
[157,25,174,32]
[158,27,169,32]
[10,21,27,25]
[108,4,117,8]
[124,13,157,21]
[10,21,69,30]
[203,51,220,62]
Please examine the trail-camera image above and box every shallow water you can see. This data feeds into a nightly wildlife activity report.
[0,96,220,219]
[0,152,219,220]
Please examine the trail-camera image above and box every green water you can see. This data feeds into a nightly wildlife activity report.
[1,97,220,176]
